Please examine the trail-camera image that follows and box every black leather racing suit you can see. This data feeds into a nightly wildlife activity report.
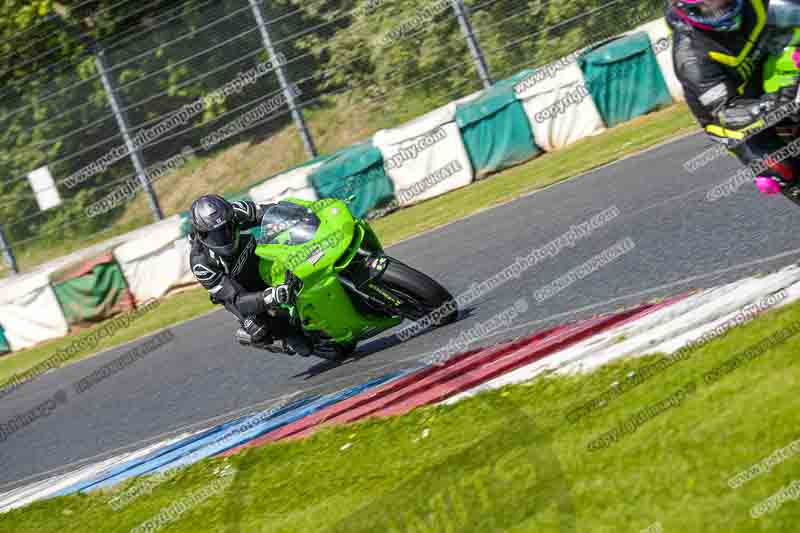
[668,0,800,180]
[189,200,292,342]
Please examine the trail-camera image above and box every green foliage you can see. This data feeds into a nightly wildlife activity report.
[298,0,663,106]
[0,0,324,251]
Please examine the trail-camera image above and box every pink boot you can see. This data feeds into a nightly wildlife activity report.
[755,175,783,196]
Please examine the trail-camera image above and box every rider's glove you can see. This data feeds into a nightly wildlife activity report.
[263,284,292,307]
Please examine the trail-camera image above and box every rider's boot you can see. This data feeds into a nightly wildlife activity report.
[268,311,313,357]
[284,330,313,357]
[235,314,313,357]
[236,328,282,353]
[756,158,797,196]
[235,327,312,356]
[755,175,785,195]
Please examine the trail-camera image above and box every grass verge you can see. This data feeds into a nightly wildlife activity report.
[1,103,699,389]
[3,296,798,532]
[0,289,216,388]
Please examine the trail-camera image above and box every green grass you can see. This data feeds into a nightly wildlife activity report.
[3,298,798,532]
[0,103,699,392]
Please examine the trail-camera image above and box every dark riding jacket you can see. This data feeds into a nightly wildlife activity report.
[668,0,800,160]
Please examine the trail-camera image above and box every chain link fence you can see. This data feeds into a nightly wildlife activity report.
[0,0,664,275]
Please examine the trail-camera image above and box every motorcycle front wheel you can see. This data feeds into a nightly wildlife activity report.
[377,258,459,327]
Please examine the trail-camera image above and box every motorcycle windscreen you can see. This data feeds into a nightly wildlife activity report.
[258,202,320,246]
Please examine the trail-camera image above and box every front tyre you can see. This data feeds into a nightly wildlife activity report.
[378,258,458,327]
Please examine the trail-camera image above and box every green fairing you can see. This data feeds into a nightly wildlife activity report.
[255,198,401,346]
[763,28,800,92]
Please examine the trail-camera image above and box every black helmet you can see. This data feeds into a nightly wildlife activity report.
[190,194,240,256]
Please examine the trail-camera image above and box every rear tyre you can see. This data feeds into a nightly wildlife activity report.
[378,258,458,327]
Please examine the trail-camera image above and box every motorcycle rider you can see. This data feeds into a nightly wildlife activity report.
[188,194,312,356]
[667,0,800,195]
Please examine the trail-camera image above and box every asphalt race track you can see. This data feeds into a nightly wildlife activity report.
[4,131,800,490]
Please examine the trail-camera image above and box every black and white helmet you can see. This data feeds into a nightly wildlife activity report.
[190,194,240,256]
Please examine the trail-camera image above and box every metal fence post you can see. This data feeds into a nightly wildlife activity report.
[451,0,493,89]
[248,0,318,158]
[0,227,18,275]
[95,47,164,222]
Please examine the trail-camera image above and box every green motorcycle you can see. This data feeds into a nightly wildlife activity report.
[250,198,458,360]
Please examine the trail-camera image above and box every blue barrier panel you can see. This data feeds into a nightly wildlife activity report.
[456,71,541,178]
[579,32,672,128]
[309,141,395,218]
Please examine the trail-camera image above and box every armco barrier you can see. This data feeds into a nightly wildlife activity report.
[0,271,70,351]
[112,215,193,303]
[309,141,396,218]
[0,20,682,352]
[455,71,542,179]
[579,32,673,128]
[248,157,329,205]
[631,18,685,102]
[374,103,475,207]
[0,325,9,355]
[50,251,135,328]
[515,61,607,152]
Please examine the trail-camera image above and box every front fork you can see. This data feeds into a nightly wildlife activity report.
[340,251,402,312]
[338,221,409,316]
